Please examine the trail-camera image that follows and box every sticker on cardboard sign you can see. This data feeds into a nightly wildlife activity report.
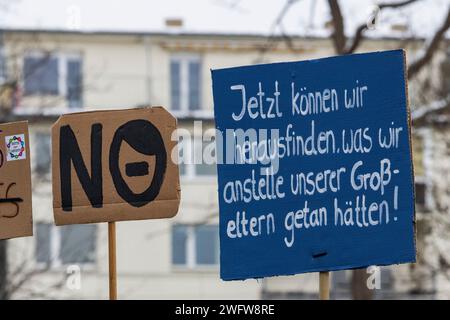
[5,134,26,161]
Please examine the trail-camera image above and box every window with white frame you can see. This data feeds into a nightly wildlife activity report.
[23,52,83,108]
[35,222,96,268]
[178,136,217,179]
[172,224,219,268]
[170,54,202,113]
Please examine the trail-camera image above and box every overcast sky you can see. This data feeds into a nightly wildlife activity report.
[0,0,448,38]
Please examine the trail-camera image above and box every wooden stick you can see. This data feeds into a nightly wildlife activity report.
[108,221,117,300]
[319,271,330,300]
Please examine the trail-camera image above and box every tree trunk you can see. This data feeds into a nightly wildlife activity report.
[0,240,8,300]
[351,268,373,300]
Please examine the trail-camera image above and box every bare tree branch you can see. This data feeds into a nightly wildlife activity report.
[344,0,420,54]
[326,0,450,82]
[345,24,367,54]
[256,0,301,62]
[408,6,450,79]
[411,94,450,122]
[378,0,419,10]
[327,0,346,54]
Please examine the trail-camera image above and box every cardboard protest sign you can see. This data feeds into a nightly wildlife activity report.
[212,49,416,280]
[52,107,180,225]
[0,121,33,240]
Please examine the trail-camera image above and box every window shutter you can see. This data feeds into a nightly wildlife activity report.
[172,225,188,265]
[35,132,51,175]
[195,225,218,265]
[59,225,97,264]
[35,223,52,264]
[170,60,181,111]
[67,59,82,108]
[188,60,201,110]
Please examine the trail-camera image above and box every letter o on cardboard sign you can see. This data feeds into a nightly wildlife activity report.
[109,119,167,207]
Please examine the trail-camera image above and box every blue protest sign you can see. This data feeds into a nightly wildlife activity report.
[211,49,416,281]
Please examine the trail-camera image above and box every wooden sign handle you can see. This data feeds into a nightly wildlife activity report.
[319,271,330,300]
[108,222,117,300]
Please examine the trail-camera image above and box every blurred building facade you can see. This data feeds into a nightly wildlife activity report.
[0,27,449,299]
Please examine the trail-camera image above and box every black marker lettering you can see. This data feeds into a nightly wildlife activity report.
[60,124,103,211]
[109,120,166,207]
[126,161,149,177]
